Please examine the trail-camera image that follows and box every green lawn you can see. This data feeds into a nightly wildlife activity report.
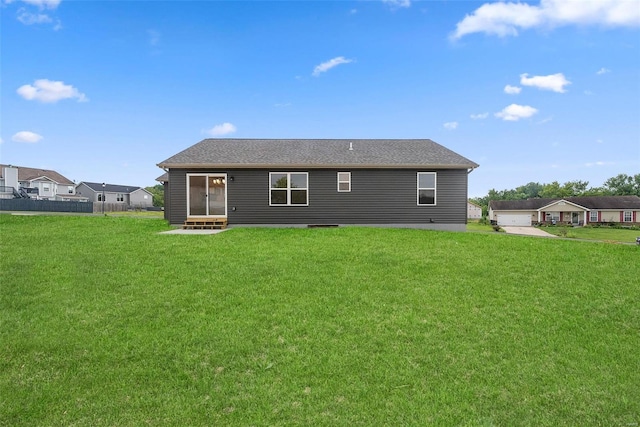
[466,219,496,233]
[538,225,640,243]
[1,215,638,426]
[106,210,164,218]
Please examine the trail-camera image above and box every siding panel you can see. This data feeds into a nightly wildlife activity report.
[168,168,469,226]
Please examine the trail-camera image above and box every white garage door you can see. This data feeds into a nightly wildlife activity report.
[497,214,531,227]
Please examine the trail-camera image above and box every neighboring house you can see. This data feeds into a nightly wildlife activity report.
[157,138,479,230]
[0,164,88,201]
[467,201,482,219]
[75,182,154,209]
[489,196,640,226]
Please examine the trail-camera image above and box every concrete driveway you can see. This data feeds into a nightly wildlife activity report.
[501,226,557,237]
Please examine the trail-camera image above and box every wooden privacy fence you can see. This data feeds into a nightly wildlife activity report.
[0,199,94,213]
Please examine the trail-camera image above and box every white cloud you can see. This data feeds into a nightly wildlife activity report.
[206,122,237,136]
[596,139,604,144]
[17,79,87,103]
[10,1,62,28]
[585,161,614,167]
[495,104,538,121]
[520,73,570,93]
[443,121,458,130]
[470,112,489,119]
[451,0,640,40]
[504,84,521,94]
[12,0,61,9]
[382,0,411,8]
[584,90,594,95]
[596,67,611,75]
[537,117,553,124]
[16,9,52,24]
[312,56,353,77]
[12,131,43,143]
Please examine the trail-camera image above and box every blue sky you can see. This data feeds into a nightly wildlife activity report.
[1,0,639,197]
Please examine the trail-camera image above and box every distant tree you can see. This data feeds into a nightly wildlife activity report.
[539,181,567,198]
[581,186,609,196]
[472,174,639,215]
[145,184,164,207]
[562,180,589,196]
[515,182,544,199]
[603,173,640,196]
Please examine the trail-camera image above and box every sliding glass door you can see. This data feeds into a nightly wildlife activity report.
[187,174,226,217]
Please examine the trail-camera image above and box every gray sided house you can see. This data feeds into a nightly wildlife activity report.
[158,139,479,230]
[75,182,154,209]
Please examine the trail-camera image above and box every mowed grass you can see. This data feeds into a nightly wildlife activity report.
[465,219,494,233]
[1,215,638,426]
[538,225,640,244]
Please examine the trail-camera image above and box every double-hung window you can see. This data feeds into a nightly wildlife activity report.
[417,172,436,205]
[270,172,308,206]
[116,193,124,202]
[337,172,351,192]
[624,211,632,222]
[589,211,598,222]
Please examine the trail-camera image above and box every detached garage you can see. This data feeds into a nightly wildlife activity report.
[496,214,531,227]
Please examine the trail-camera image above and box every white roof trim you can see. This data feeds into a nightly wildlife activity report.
[28,175,59,184]
[536,199,590,212]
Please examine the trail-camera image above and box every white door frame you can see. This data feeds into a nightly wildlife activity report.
[186,173,227,218]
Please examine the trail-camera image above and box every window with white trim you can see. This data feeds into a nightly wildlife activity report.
[68,186,74,194]
[97,193,104,202]
[589,211,598,222]
[117,193,124,202]
[545,212,560,222]
[337,172,351,192]
[624,211,632,222]
[270,172,308,206]
[417,172,436,205]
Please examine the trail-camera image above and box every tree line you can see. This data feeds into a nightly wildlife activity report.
[145,184,164,207]
[471,173,640,214]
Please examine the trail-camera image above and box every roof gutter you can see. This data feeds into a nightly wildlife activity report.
[156,163,479,170]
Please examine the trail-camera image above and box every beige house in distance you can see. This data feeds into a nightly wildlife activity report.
[489,196,640,227]
[467,200,482,219]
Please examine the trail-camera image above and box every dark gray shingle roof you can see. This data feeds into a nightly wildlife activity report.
[157,139,479,169]
[80,182,143,194]
[490,196,640,210]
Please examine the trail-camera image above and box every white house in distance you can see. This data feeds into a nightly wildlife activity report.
[467,200,482,219]
[75,182,154,209]
[0,164,88,201]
